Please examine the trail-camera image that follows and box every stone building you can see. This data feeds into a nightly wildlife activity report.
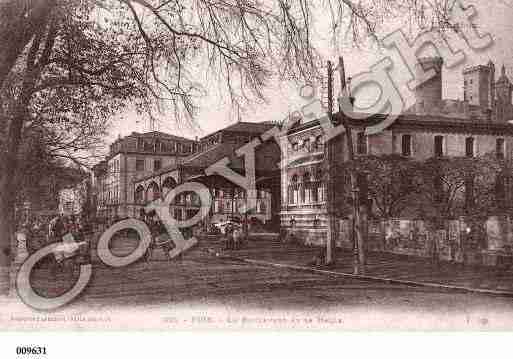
[280,57,513,244]
[58,177,92,217]
[92,131,197,220]
[132,122,281,228]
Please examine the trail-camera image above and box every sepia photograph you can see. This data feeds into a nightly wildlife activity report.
[2,0,513,342]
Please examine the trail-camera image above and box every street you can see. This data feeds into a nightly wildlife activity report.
[3,235,512,330]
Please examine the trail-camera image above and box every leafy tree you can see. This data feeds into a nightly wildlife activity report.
[341,154,422,219]
[332,154,422,220]
[15,135,87,219]
[416,156,503,225]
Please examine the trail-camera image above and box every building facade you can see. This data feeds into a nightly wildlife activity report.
[280,58,513,244]
[92,131,197,220]
[132,122,281,228]
[58,177,92,217]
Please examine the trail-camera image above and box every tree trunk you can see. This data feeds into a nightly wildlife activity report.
[355,203,367,273]
[0,115,25,295]
[0,0,53,90]
[0,194,14,295]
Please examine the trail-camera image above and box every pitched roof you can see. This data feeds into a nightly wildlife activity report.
[222,121,275,133]
[182,142,242,170]
[128,131,194,142]
[289,111,513,136]
[200,121,275,140]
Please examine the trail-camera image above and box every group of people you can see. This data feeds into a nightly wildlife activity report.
[223,223,244,250]
[18,214,93,256]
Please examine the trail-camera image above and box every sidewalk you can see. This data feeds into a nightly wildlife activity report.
[213,236,513,296]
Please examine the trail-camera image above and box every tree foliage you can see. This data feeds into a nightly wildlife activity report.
[332,154,420,219]
[341,154,421,219]
[332,154,508,222]
[416,155,503,222]
[1,0,467,120]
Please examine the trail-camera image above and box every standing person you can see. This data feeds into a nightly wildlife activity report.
[449,238,457,263]
[233,225,243,250]
[51,215,65,242]
[48,216,58,241]
[430,234,439,267]
[224,223,234,250]
[30,217,45,254]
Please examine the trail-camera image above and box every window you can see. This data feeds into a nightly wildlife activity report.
[64,201,73,212]
[259,201,266,214]
[496,174,506,208]
[213,199,220,213]
[356,132,367,155]
[302,173,311,203]
[497,138,505,159]
[136,159,145,172]
[313,170,323,203]
[302,138,311,151]
[401,134,412,157]
[314,135,323,151]
[135,185,145,204]
[154,159,162,171]
[434,174,443,202]
[465,137,474,157]
[174,208,182,221]
[357,173,368,204]
[434,136,444,157]
[292,142,299,151]
[465,176,474,209]
[137,138,144,150]
[497,174,513,209]
[288,175,299,204]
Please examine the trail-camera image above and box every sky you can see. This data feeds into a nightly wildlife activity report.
[106,0,513,147]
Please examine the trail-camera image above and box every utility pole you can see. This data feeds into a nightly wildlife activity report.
[337,56,365,274]
[325,61,336,265]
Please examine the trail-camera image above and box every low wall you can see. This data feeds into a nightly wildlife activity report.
[284,216,513,266]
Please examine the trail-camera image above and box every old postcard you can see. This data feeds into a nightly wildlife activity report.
[1,0,513,337]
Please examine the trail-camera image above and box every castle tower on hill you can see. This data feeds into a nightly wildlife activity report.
[462,61,495,109]
[409,57,513,122]
[494,65,512,122]
[495,65,512,106]
[414,57,443,113]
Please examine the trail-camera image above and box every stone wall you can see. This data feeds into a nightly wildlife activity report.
[284,216,513,266]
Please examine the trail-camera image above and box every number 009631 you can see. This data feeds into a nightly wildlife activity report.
[16,346,47,355]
